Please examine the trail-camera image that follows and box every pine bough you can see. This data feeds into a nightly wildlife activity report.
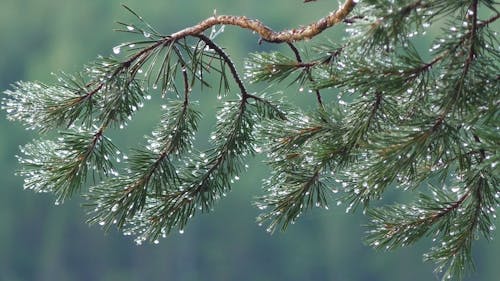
[3,1,499,280]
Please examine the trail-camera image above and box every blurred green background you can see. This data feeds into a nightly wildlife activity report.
[1,1,498,280]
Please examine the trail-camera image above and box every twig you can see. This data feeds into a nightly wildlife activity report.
[287,42,324,106]
[195,34,249,99]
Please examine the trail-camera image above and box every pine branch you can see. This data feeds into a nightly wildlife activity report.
[126,95,284,243]
[257,107,348,231]
[86,98,201,230]
[17,126,117,203]
[2,2,498,280]
[3,76,100,131]
[194,34,249,98]
[169,0,356,43]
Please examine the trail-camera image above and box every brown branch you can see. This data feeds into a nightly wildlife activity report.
[170,0,356,43]
[287,42,303,63]
[383,188,473,238]
[478,13,500,28]
[463,0,479,77]
[194,34,249,98]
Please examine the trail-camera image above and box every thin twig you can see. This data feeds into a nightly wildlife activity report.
[195,34,249,98]
[287,42,324,107]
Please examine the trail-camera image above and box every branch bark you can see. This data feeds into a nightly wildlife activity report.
[170,0,356,43]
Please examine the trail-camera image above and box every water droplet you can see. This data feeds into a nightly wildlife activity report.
[143,31,151,38]
[113,46,121,54]
[99,221,106,226]
[127,25,135,31]
[179,229,184,234]
[154,239,160,244]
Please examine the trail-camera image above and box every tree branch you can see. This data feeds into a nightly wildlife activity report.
[194,34,249,98]
[170,0,356,43]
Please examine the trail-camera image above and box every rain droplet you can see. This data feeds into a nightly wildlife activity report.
[113,46,121,54]
[127,25,135,31]
[143,31,151,38]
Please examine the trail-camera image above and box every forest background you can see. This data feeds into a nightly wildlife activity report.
[0,0,498,280]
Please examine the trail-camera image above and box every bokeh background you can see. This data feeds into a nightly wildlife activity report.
[1,1,498,280]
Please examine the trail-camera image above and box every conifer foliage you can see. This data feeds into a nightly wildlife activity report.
[3,1,499,279]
